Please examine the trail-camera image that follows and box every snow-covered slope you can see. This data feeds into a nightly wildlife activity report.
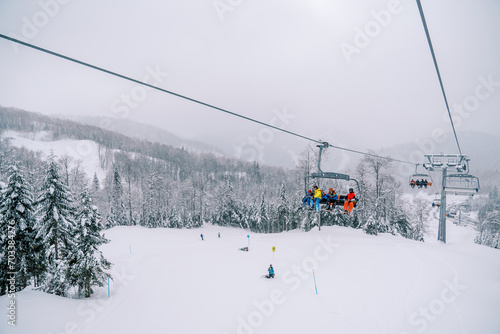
[58,114,225,156]
[2,130,107,181]
[2,223,499,334]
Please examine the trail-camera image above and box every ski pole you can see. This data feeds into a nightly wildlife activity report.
[313,269,318,295]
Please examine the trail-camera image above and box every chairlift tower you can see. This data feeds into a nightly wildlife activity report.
[423,154,469,243]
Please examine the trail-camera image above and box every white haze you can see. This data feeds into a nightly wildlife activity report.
[0,0,499,168]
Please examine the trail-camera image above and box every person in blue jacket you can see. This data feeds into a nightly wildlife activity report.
[266,264,275,278]
[200,234,204,241]
[302,190,313,208]
[325,188,338,211]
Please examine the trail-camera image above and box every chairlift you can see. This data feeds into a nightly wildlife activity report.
[304,143,361,209]
[431,193,441,208]
[444,173,479,195]
[409,164,432,189]
[424,154,469,173]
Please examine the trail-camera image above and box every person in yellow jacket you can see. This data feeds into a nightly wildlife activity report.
[313,185,322,211]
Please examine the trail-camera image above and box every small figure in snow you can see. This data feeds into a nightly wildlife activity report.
[266,264,275,278]
[239,246,249,251]
[200,233,204,241]
[410,179,416,189]
[218,232,220,238]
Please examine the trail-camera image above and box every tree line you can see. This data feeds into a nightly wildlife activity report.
[0,150,110,298]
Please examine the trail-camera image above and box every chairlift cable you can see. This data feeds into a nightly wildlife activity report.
[415,0,463,156]
[1,33,414,166]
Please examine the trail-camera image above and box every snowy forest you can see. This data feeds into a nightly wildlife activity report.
[0,107,499,298]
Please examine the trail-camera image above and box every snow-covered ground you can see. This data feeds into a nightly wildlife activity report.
[2,130,107,181]
[2,222,500,334]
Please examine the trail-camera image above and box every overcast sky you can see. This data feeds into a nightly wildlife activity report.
[0,0,499,168]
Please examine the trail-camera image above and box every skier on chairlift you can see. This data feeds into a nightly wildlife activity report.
[344,188,356,214]
[325,188,338,211]
[302,190,313,208]
[313,185,322,211]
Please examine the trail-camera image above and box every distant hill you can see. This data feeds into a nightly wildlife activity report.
[57,114,225,156]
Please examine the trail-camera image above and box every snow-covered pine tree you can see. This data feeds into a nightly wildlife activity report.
[107,167,128,227]
[68,186,112,298]
[35,155,76,296]
[168,206,182,228]
[244,199,258,231]
[0,163,40,294]
[213,174,242,228]
[476,189,500,249]
[92,172,100,193]
[406,196,430,241]
[256,193,269,233]
[142,166,166,228]
[364,215,378,235]
[277,183,290,232]
[70,161,89,198]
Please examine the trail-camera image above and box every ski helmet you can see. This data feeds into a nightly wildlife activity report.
[349,188,354,192]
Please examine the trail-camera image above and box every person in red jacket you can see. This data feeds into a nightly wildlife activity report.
[343,188,356,214]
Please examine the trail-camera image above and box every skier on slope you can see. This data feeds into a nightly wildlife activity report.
[266,264,275,278]
[200,233,204,241]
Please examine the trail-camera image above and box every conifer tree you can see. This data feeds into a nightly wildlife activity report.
[0,163,40,294]
[35,155,76,296]
[257,193,269,233]
[277,183,290,232]
[213,175,241,228]
[92,172,100,193]
[69,187,112,298]
[107,167,127,226]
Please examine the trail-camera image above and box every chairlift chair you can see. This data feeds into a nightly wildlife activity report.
[304,143,361,209]
[409,164,432,189]
[431,193,441,207]
[424,154,469,173]
[444,173,479,195]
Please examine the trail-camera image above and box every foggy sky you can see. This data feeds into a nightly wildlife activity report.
[0,0,499,168]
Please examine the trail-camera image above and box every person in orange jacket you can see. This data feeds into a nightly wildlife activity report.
[343,188,356,214]
[313,185,322,211]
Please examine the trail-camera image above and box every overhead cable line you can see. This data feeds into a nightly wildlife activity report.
[415,0,462,156]
[0,33,414,165]
[321,142,413,165]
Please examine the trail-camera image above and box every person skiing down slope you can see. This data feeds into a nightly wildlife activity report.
[266,264,275,278]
